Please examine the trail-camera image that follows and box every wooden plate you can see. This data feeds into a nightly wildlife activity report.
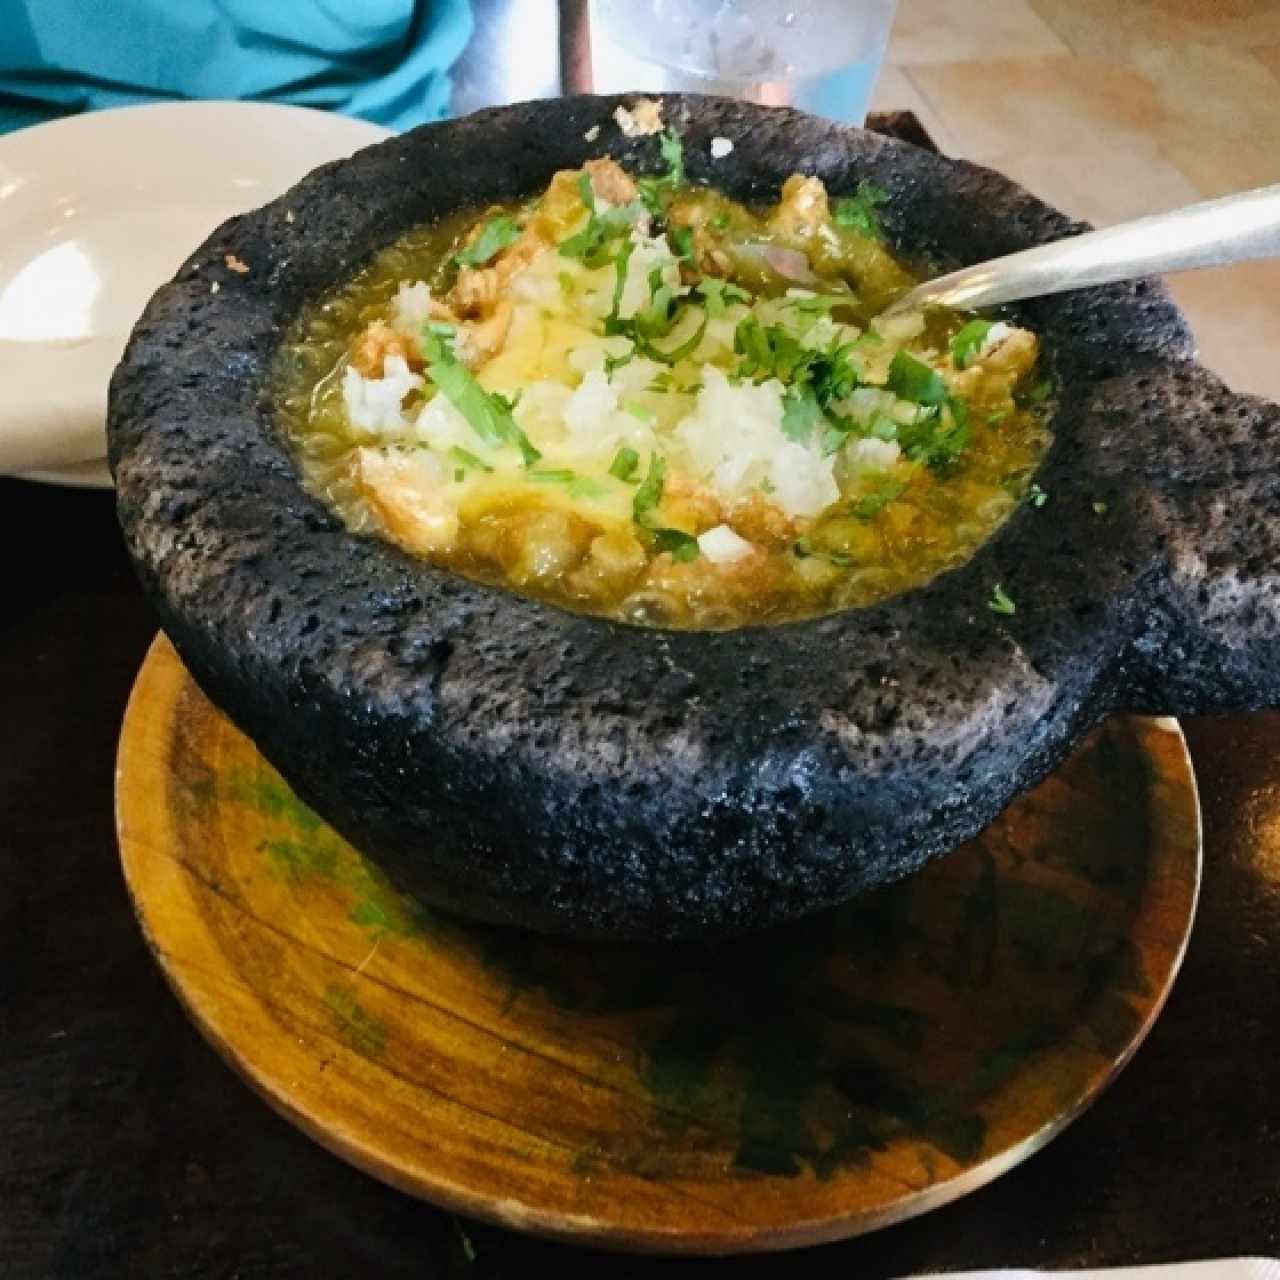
[116,635,1201,1255]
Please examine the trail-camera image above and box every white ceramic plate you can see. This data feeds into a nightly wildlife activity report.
[19,458,115,489]
[0,101,392,489]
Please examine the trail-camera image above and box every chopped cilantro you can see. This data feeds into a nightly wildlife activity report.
[658,129,685,185]
[809,341,860,405]
[491,388,522,415]
[1027,483,1048,507]
[867,411,899,441]
[453,467,464,483]
[607,261,707,362]
[447,445,493,473]
[833,181,889,239]
[989,584,1016,616]
[711,209,731,230]
[695,277,750,318]
[603,344,636,377]
[647,372,673,393]
[454,215,520,268]
[886,349,948,406]
[618,264,676,340]
[949,318,993,369]
[632,452,666,523]
[558,176,641,267]
[636,129,686,215]
[781,386,824,445]
[1025,377,1053,404]
[652,527,699,561]
[605,237,635,329]
[820,417,854,456]
[609,446,640,481]
[793,537,852,568]
[1093,500,1108,515]
[529,467,607,499]
[851,478,907,521]
[785,290,851,317]
[669,225,694,260]
[732,315,865,452]
[897,396,973,472]
[558,270,574,294]
[733,315,815,384]
[630,452,698,559]
[420,328,541,467]
[635,311,708,365]
[623,399,655,422]
[987,409,1011,426]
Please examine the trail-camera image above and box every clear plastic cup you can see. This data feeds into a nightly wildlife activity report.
[581,0,898,125]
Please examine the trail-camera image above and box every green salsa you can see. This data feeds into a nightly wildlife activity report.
[274,138,1051,629]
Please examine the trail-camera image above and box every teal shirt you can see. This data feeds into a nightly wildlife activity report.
[0,0,473,133]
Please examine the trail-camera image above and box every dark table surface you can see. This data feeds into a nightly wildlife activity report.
[3,57,1280,1276]
[5,470,1280,1280]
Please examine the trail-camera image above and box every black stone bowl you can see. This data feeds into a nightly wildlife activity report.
[108,95,1280,941]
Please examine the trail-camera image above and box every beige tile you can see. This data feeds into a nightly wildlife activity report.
[907,55,1168,160]
[965,139,1202,227]
[888,0,1069,65]
[868,63,963,154]
[1129,40,1280,140]
[1028,0,1280,58]
[1166,261,1280,402]
[1158,129,1280,198]
[1250,42,1280,81]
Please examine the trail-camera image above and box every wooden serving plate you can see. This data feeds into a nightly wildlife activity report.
[116,634,1201,1255]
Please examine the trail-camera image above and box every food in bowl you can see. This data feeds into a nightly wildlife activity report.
[275,135,1051,628]
[115,95,1272,941]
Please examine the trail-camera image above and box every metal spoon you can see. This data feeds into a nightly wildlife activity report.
[885,183,1280,314]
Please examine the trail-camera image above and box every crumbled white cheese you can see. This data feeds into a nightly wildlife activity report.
[555,365,657,460]
[982,321,1014,351]
[511,380,572,441]
[709,136,734,159]
[563,368,620,438]
[769,442,841,517]
[390,281,433,331]
[342,355,424,432]
[847,437,902,471]
[676,366,838,517]
[616,229,683,319]
[613,97,664,137]
[843,386,898,426]
[584,124,601,142]
[567,336,630,377]
[698,524,753,564]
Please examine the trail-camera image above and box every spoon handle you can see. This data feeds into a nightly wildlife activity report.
[890,183,1280,313]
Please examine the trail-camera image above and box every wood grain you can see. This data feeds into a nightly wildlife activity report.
[115,635,1201,1255]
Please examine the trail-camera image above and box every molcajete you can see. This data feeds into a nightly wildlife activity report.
[108,95,1280,940]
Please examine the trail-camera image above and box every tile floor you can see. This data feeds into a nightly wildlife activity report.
[873,0,1280,399]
